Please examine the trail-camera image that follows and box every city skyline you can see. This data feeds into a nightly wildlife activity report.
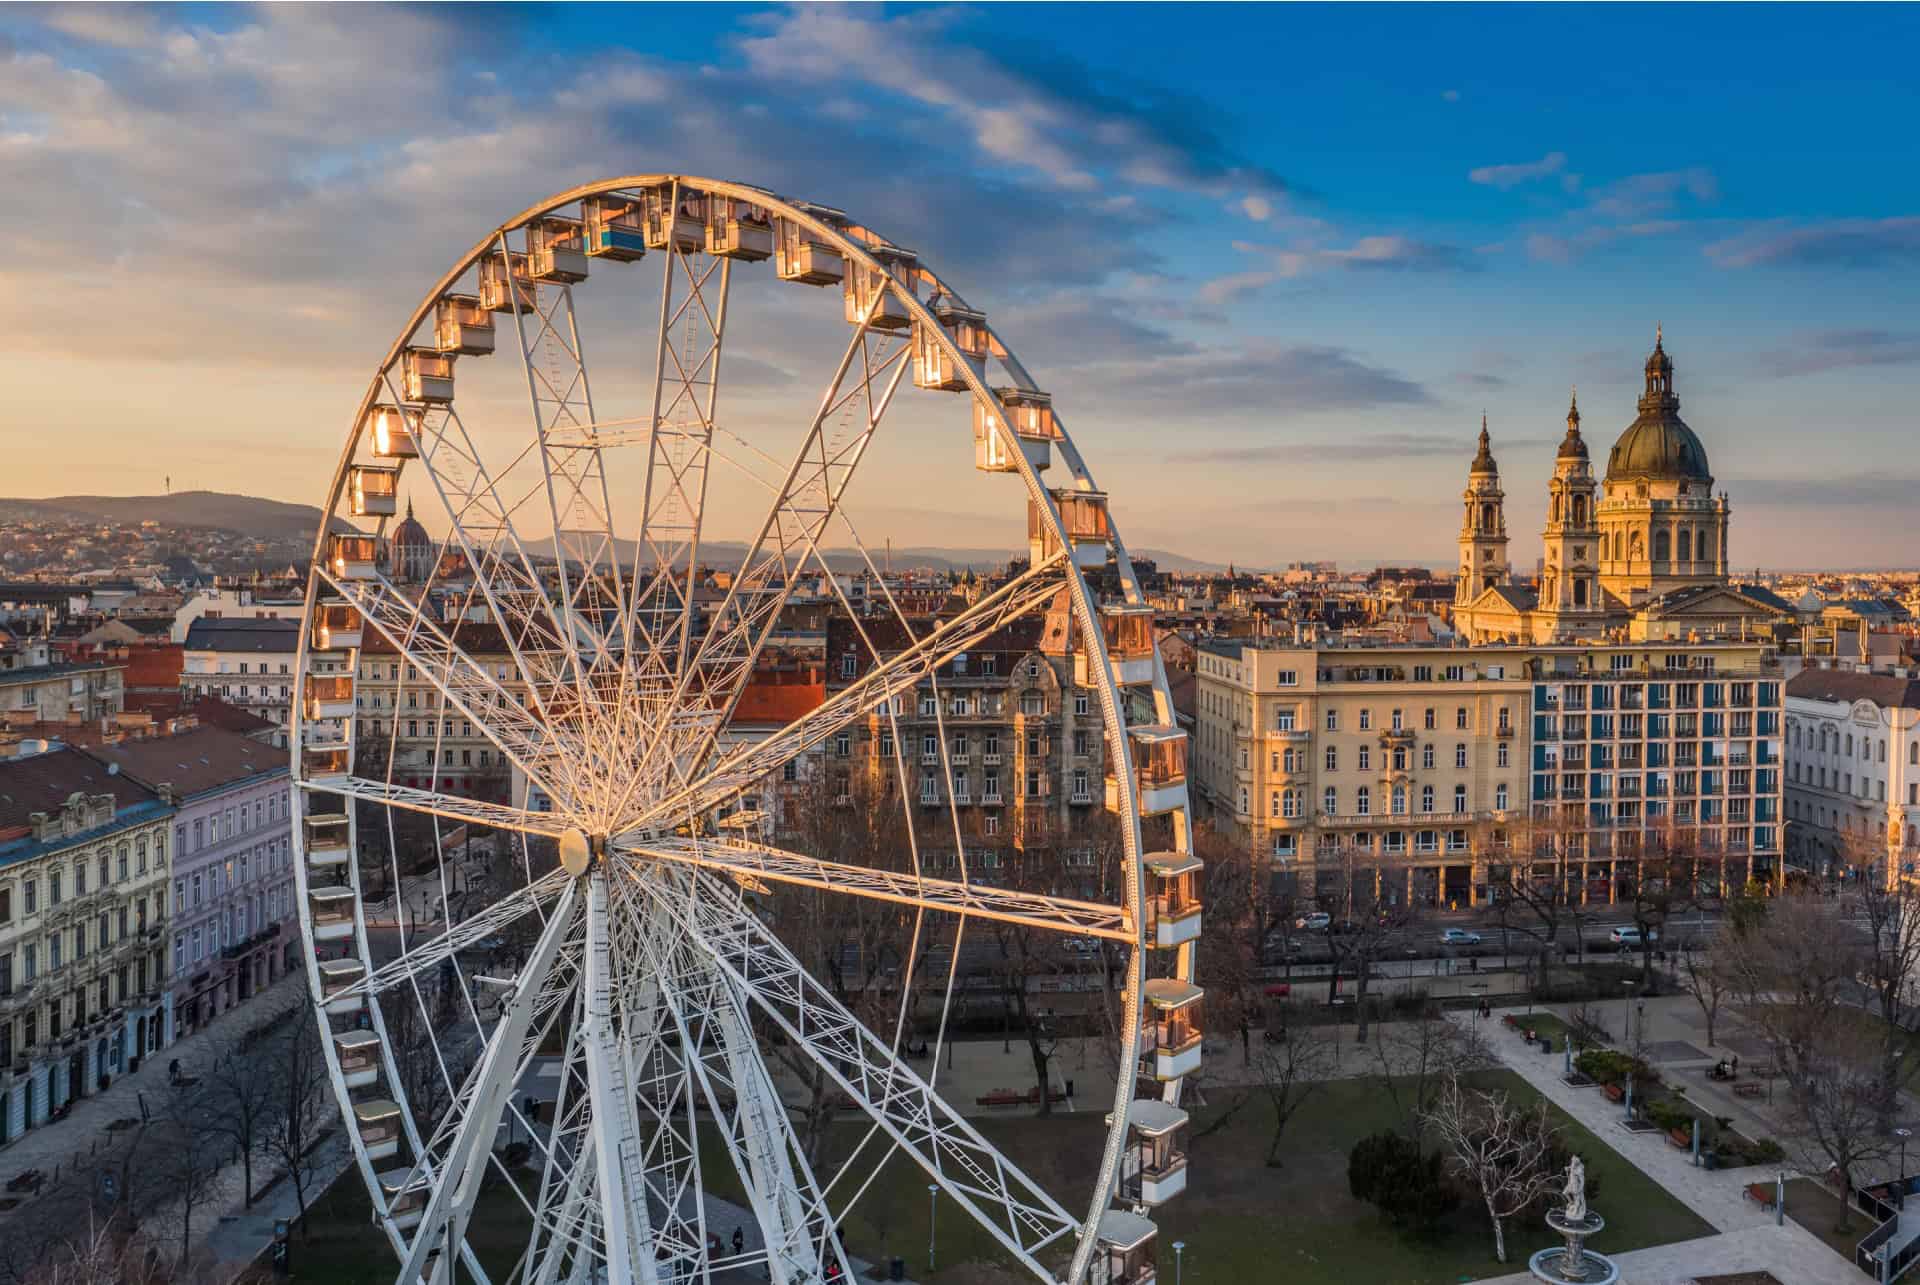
[5,4,1918,568]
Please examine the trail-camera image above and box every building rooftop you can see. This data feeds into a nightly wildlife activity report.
[1787,667,1920,710]
[82,725,288,800]
[0,746,167,837]
[183,617,301,652]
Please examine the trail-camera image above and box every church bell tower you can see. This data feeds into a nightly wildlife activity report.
[1455,416,1510,606]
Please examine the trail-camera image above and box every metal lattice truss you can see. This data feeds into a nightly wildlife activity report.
[291,175,1200,1285]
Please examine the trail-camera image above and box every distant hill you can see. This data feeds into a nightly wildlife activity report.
[0,491,333,540]
[0,491,1243,574]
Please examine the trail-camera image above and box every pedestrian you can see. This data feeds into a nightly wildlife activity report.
[1731,1054,1739,1076]
[732,1227,745,1256]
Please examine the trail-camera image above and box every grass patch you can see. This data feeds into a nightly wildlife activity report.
[1784,1177,1872,1263]
[278,1069,1712,1285]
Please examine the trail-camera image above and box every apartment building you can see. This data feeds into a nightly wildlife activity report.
[0,750,173,1144]
[1194,636,1783,909]
[179,617,302,744]
[84,727,297,1037]
[354,623,518,804]
[823,606,1114,892]
[0,636,125,726]
[1783,666,1920,885]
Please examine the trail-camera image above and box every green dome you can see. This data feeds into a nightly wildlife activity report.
[1605,332,1712,484]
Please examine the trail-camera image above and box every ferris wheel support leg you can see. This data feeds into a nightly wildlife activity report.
[394,880,581,1285]
[582,872,656,1285]
[632,878,841,1285]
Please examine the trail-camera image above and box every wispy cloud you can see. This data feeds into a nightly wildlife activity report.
[1086,341,1431,417]
[1756,329,1920,377]
[1188,432,1553,465]
[1706,217,1920,270]
[1233,234,1477,278]
[1729,475,1920,507]
[1469,151,1568,190]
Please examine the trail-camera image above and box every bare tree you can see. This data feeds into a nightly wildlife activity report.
[1720,890,1896,1221]
[18,1212,175,1285]
[1325,897,1420,1044]
[151,1082,227,1264]
[1424,1072,1564,1264]
[259,1017,334,1235]
[1852,841,1920,1098]
[200,1040,282,1207]
[1370,1006,1492,1139]
[1677,929,1733,1050]
[1250,1023,1333,1167]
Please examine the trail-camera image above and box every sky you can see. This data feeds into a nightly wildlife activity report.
[4,3,1918,570]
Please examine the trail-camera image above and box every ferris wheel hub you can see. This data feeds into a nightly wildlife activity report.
[558,827,595,875]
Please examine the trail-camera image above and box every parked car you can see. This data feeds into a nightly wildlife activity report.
[1438,928,1483,946]
[1296,912,1332,931]
[1609,925,1658,945]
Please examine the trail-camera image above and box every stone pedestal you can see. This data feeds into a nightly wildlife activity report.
[1528,1209,1619,1284]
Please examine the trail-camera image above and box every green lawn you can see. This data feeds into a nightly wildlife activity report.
[1784,1177,1870,1264]
[279,1069,1711,1285]
[720,1069,1711,1284]
[280,1170,537,1285]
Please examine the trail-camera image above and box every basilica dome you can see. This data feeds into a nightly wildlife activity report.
[1604,330,1711,484]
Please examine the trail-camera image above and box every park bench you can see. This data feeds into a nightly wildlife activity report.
[5,1170,43,1195]
[977,1088,1025,1108]
[1733,1082,1763,1099]
[1667,1127,1692,1150]
[1744,1182,1776,1209]
[1602,1082,1626,1104]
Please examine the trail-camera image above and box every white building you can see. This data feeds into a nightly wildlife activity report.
[169,587,304,644]
[179,618,302,746]
[1785,665,1920,885]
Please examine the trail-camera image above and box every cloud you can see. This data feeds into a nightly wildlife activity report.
[1706,217,1920,270]
[1728,475,1920,508]
[1583,168,1718,219]
[1524,220,1691,265]
[1188,432,1554,465]
[1196,270,1277,307]
[1441,89,1461,103]
[736,6,1292,210]
[1235,234,1477,278]
[1081,341,1432,417]
[1756,329,1920,377]
[1469,151,1568,190]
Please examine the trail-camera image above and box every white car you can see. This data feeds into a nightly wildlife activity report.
[1609,926,1658,945]
[1296,912,1332,931]
[1438,928,1483,946]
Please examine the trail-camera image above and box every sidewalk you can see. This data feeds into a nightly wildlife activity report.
[1476,1223,1861,1285]
[0,973,308,1185]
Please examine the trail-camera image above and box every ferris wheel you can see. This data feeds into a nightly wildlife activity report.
[290,175,1203,1285]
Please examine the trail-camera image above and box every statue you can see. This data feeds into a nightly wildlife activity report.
[1562,1155,1588,1223]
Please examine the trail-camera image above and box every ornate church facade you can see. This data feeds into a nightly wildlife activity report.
[1453,333,1790,644]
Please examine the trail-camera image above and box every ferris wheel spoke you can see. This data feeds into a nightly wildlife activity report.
[624,552,1069,834]
[619,319,910,819]
[625,872,846,1283]
[304,776,571,841]
[394,880,581,1285]
[502,273,626,710]
[580,872,657,1283]
[623,243,731,718]
[343,867,573,1000]
[627,835,1133,942]
[403,399,582,729]
[651,872,1076,1278]
[319,568,568,803]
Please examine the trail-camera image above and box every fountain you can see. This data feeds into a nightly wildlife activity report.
[1529,1156,1620,1284]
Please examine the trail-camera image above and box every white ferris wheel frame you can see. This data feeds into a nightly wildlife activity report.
[288,174,1199,1285]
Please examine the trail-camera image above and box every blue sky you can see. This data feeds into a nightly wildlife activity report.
[3,3,1916,568]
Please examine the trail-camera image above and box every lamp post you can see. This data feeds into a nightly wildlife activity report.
[1173,1239,1186,1285]
[1622,980,1638,1046]
[1898,1129,1913,1208]
[928,1183,939,1272]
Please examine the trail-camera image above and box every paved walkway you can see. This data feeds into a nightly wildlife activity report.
[1467,1003,1866,1282]
[1477,1223,1862,1285]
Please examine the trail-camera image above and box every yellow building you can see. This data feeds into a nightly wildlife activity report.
[1194,636,1784,910]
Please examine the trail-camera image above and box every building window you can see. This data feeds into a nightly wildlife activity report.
[1274,707,1296,732]
[1282,790,1301,819]
[1497,707,1512,733]
[1392,786,1407,815]
[1420,785,1435,813]
[1454,784,1468,813]
[1356,787,1370,816]
[1422,744,1435,769]
[1497,743,1510,769]
[1391,709,1404,732]
[1239,786,1250,816]
[1276,669,1298,686]
[1074,693,1090,716]
[1358,746,1371,772]
[1358,709,1372,731]
[1455,743,1468,769]
[1495,784,1509,810]
[1423,708,1436,731]
[1456,707,1469,730]
[1324,746,1338,772]
[1325,709,1339,732]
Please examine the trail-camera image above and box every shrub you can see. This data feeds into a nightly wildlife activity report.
[1573,1050,1654,1087]
[1349,1130,1460,1239]
[1645,1099,1694,1133]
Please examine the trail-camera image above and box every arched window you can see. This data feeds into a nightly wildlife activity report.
[1283,790,1301,819]
[1421,785,1435,813]
[1630,530,1645,561]
[1356,786,1371,816]
[1573,496,1588,526]
[1678,529,1692,561]
[1324,786,1338,815]
[1698,530,1713,562]
[1454,784,1468,812]
[1653,529,1671,562]
[1325,745,1338,772]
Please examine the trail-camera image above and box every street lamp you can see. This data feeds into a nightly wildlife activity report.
[1897,1129,1912,1208]
[928,1183,939,1272]
[1172,1239,1186,1285]
[1622,980,1638,1046]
